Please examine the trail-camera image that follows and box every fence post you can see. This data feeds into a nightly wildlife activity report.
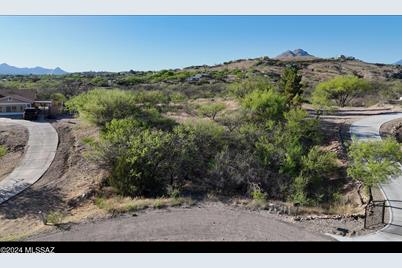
[382,201,386,224]
[364,206,368,229]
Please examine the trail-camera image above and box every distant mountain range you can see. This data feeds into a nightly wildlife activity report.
[396,60,402,65]
[0,63,67,75]
[275,49,316,60]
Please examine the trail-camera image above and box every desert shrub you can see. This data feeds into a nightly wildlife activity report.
[241,89,287,122]
[257,108,321,176]
[0,145,6,158]
[250,183,267,201]
[208,148,267,194]
[216,110,245,132]
[134,90,170,109]
[170,121,226,185]
[291,146,339,205]
[109,129,174,197]
[45,211,64,225]
[65,88,141,127]
[197,103,226,120]
[67,88,176,130]
[229,77,275,99]
[102,119,226,196]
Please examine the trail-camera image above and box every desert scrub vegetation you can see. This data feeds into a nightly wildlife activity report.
[0,145,6,158]
[312,75,372,108]
[69,70,344,209]
[94,196,193,214]
[347,137,402,205]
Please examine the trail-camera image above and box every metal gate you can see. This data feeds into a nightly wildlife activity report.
[364,200,386,229]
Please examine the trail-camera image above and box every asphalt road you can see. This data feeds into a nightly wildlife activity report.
[31,203,332,241]
[334,112,402,241]
[0,118,58,204]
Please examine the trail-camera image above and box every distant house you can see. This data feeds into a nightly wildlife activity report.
[0,90,36,116]
[186,73,211,82]
[0,94,34,116]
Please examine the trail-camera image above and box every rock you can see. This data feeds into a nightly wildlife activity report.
[336,227,349,236]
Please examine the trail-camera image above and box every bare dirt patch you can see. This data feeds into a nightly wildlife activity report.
[0,124,28,182]
[0,118,107,240]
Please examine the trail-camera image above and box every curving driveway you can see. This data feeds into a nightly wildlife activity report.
[335,112,402,241]
[0,118,58,204]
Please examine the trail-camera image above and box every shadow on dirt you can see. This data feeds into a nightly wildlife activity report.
[0,185,66,220]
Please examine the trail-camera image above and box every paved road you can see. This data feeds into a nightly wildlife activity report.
[0,118,58,204]
[334,112,402,241]
[30,203,332,241]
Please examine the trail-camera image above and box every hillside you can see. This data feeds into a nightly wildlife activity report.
[184,54,402,89]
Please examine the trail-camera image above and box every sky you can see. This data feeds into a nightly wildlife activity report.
[0,16,402,72]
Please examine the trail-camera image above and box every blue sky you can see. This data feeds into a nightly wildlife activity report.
[0,16,401,72]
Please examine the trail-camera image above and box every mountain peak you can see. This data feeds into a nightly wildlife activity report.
[275,49,315,59]
[395,60,402,65]
[0,63,68,75]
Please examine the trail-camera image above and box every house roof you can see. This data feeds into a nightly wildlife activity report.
[0,94,34,103]
[0,89,36,101]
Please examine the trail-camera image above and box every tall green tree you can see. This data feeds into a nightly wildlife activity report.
[279,66,303,107]
[312,75,371,108]
[347,138,402,204]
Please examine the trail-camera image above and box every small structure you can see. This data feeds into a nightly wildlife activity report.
[0,94,34,117]
[186,73,211,83]
[0,90,53,119]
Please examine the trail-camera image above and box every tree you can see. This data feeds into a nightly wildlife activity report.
[279,66,303,107]
[347,138,402,204]
[312,75,371,107]
[197,103,226,120]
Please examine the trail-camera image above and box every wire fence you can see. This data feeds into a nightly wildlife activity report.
[364,200,386,229]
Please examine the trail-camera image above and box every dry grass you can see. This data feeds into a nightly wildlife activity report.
[94,196,195,214]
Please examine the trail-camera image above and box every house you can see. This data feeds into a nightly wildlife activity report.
[0,89,35,117]
[186,73,211,83]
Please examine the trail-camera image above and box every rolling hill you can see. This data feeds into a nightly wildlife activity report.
[0,63,67,75]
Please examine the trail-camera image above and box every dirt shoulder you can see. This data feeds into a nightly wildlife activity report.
[29,202,333,241]
[0,124,28,182]
[0,118,107,241]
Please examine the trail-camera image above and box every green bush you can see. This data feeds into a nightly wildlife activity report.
[66,88,141,127]
[45,211,64,225]
[0,145,6,158]
[109,129,174,197]
[347,137,402,203]
[292,146,338,205]
[228,77,275,99]
[312,75,371,108]
[241,89,287,122]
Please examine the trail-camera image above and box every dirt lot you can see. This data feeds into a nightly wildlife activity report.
[0,118,107,240]
[0,124,28,182]
[1,105,399,241]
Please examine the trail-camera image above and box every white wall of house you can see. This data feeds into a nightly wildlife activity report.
[0,96,33,114]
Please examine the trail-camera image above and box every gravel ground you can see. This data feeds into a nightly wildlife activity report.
[0,124,28,182]
[29,202,333,241]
